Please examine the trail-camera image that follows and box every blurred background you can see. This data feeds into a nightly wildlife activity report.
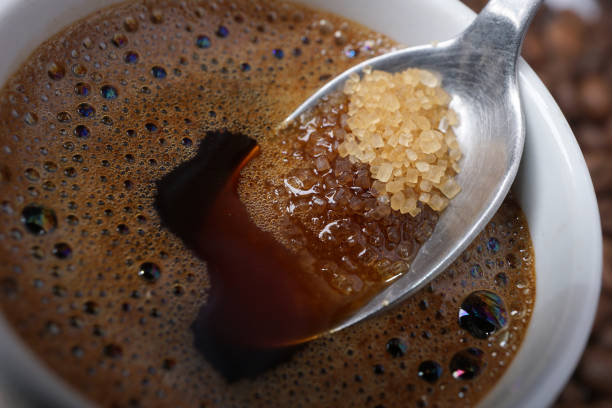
[461,0,612,406]
[0,0,609,406]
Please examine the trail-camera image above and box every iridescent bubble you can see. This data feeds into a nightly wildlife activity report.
[124,51,139,64]
[469,264,482,278]
[123,16,139,32]
[272,48,284,59]
[459,290,508,339]
[450,348,484,380]
[417,360,442,383]
[151,66,167,79]
[145,123,158,132]
[345,48,358,58]
[196,35,211,49]
[47,62,66,80]
[24,112,38,126]
[240,62,251,72]
[74,82,91,97]
[385,338,407,357]
[138,262,161,283]
[111,33,128,48]
[216,26,229,38]
[100,85,118,99]
[74,125,90,139]
[77,103,95,117]
[21,205,57,235]
[487,237,500,253]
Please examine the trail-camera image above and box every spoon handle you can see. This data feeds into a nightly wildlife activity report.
[460,0,543,66]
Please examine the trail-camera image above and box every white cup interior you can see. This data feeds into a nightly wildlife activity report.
[0,0,602,407]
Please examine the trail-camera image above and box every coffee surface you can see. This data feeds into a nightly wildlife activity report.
[0,1,535,407]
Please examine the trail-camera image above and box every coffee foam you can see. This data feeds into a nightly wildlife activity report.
[0,0,535,406]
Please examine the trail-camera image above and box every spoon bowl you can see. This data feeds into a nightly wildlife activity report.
[284,0,543,333]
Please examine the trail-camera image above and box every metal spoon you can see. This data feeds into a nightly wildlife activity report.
[284,0,543,333]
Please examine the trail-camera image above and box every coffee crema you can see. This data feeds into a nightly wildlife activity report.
[0,1,535,407]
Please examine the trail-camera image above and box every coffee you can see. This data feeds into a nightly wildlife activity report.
[0,0,535,407]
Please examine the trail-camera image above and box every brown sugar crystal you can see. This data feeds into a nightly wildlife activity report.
[338,67,462,215]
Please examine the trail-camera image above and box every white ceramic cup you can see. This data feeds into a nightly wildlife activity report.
[0,0,602,407]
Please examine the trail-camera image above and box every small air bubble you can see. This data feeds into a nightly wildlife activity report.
[24,168,40,182]
[138,262,161,283]
[124,51,139,64]
[196,35,211,49]
[100,85,118,99]
[47,62,66,80]
[151,66,167,78]
[272,49,284,59]
[123,16,139,32]
[52,242,72,259]
[77,103,95,118]
[216,26,229,38]
[21,205,57,235]
[150,9,164,24]
[57,111,72,122]
[24,112,38,126]
[74,125,90,139]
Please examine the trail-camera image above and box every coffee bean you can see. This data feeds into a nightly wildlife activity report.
[593,295,612,335]
[586,152,612,194]
[579,75,611,120]
[577,122,606,151]
[543,11,585,58]
[578,347,612,395]
[522,34,545,66]
[553,80,581,120]
[555,379,588,405]
[604,237,612,295]
[600,198,612,236]
[597,324,612,349]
